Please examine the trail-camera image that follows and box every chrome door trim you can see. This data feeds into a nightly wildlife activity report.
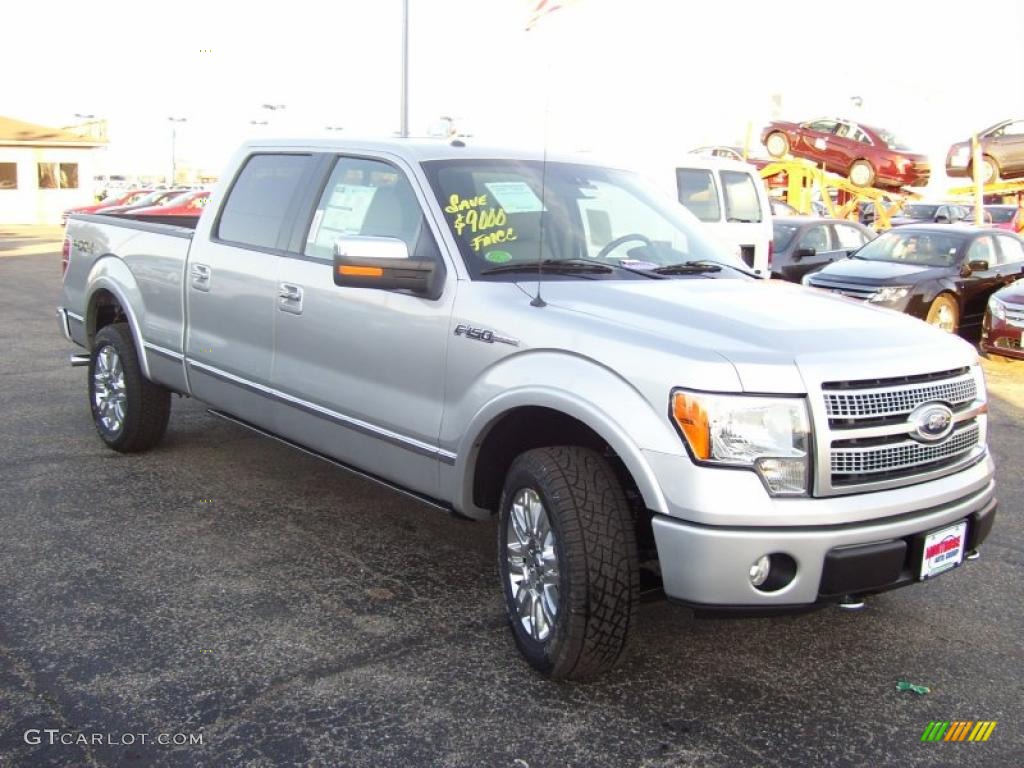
[186,359,457,465]
[143,342,185,362]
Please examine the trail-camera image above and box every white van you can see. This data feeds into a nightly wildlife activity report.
[660,156,773,278]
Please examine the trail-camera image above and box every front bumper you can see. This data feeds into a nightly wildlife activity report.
[981,314,1024,360]
[652,477,996,607]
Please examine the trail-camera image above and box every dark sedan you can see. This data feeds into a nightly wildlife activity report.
[946,119,1024,184]
[770,217,874,282]
[981,281,1024,361]
[761,117,929,188]
[803,225,1024,335]
[888,202,970,227]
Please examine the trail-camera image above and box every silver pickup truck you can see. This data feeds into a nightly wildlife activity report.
[58,139,997,680]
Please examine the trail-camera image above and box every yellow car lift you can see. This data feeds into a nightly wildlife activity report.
[761,156,1024,233]
[758,157,917,230]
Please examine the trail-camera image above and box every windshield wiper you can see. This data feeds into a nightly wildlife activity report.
[480,259,613,276]
[650,259,758,278]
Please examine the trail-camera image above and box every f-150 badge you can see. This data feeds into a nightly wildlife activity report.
[454,324,519,347]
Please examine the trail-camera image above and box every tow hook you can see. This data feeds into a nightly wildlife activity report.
[70,352,90,367]
[838,595,866,611]
[966,550,980,561]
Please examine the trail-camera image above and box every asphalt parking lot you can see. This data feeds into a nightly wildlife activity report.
[1,229,1022,767]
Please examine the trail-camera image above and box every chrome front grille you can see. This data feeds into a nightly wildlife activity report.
[816,367,986,495]
[1005,301,1024,328]
[824,374,976,424]
[806,277,877,300]
[831,422,980,485]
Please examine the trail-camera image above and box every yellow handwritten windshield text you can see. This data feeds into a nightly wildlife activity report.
[471,228,517,251]
[453,207,508,236]
[445,194,488,213]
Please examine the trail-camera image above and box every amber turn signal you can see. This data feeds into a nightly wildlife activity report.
[672,392,711,460]
[338,265,384,277]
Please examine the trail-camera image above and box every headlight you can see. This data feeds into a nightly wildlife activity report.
[950,146,970,167]
[671,391,811,496]
[869,285,910,303]
[988,295,1006,321]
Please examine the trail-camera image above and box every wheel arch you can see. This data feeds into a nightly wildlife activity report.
[454,388,672,522]
[85,256,151,378]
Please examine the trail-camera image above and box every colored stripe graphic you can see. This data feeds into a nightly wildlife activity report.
[945,721,973,741]
[968,722,997,742]
[922,720,997,742]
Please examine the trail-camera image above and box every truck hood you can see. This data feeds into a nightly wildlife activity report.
[530,278,977,392]
[811,257,952,285]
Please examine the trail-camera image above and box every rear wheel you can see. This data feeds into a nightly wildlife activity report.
[849,160,876,188]
[498,446,639,680]
[765,132,789,158]
[976,156,1000,185]
[89,323,171,452]
[925,295,959,334]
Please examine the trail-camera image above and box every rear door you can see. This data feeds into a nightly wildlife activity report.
[184,152,318,431]
[718,169,769,274]
[270,153,455,498]
[992,120,1024,174]
[994,234,1024,286]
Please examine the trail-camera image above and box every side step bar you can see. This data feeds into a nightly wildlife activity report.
[206,409,454,514]
[70,353,90,367]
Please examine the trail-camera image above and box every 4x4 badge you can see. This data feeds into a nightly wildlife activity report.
[454,324,519,347]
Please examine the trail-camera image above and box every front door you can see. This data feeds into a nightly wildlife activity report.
[957,235,1003,329]
[271,154,455,498]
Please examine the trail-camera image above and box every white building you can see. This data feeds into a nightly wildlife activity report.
[0,116,106,225]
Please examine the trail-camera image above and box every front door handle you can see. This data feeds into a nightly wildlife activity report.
[190,263,211,292]
[278,283,303,314]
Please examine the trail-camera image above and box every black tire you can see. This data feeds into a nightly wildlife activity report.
[497,446,639,680]
[849,159,876,188]
[765,131,789,158]
[925,294,959,334]
[89,323,171,452]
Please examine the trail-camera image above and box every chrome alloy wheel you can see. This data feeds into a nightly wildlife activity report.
[506,488,560,642]
[93,345,127,433]
[930,304,956,333]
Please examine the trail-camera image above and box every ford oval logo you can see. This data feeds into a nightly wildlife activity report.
[908,402,954,443]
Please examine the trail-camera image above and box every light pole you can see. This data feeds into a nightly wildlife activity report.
[168,117,187,185]
[400,0,409,137]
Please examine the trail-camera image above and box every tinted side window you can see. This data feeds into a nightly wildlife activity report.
[676,168,721,223]
[798,224,831,252]
[966,236,996,266]
[833,224,868,249]
[305,156,435,262]
[720,171,763,223]
[217,154,313,249]
[996,235,1024,265]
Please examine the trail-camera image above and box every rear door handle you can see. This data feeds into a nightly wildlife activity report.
[278,283,303,314]
[190,263,211,292]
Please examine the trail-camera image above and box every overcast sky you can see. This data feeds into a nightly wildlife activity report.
[4,0,1023,185]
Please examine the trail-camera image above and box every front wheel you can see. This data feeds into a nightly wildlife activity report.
[89,323,171,452]
[498,446,639,680]
[925,295,959,334]
[765,131,789,158]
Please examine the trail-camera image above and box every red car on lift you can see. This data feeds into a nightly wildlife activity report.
[129,189,210,216]
[62,189,153,224]
[761,117,930,189]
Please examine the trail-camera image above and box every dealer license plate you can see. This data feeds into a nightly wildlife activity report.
[919,521,968,580]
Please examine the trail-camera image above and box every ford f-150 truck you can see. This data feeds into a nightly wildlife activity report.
[58,139,997,680]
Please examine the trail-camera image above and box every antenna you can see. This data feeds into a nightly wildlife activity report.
[530,60,551,309]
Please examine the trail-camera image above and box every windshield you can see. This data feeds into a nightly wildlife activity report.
[876,128,912,151]
[854,230,964,268]
[772,222,799,250]
[901,204,938,220]
[986,207,1016,223]
[422,159,743,280]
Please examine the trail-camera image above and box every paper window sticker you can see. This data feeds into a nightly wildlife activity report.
[484,181,547,213]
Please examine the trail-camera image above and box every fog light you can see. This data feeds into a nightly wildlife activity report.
[749,555,771,587]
